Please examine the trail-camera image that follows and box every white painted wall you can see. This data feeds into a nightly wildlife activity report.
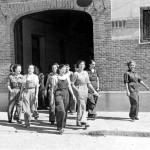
[111,0,150,20]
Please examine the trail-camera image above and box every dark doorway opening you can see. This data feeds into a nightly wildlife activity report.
[14,10,93,74]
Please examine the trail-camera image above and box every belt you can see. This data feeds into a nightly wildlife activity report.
[12,87,21,89]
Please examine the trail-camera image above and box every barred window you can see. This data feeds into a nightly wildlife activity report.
[111,20,126,28]
[140,7,150,43]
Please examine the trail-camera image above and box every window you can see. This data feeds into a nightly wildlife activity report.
[111,20,126,28]
[140,7,150,43]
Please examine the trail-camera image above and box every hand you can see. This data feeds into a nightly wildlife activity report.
[93,91,100,97]
[146,87,149,91]
[72,95,76,102]
[127,91,130,97]
[10,89,14,93]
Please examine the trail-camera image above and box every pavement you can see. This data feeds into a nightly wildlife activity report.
[0,111,150,150]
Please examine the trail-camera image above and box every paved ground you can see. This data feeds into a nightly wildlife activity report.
[0,111,150,150]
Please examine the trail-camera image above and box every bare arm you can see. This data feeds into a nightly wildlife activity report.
[7,76,13,92]
[71,73,80,93]
[97,77,100,91]
[140,81,149,90]
[50,77,57,104]
[67,77,76,99]
[125,83,130,97]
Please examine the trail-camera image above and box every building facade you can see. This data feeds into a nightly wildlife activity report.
[0,0,150,111]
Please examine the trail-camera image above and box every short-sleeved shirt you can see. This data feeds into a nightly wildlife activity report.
[23,74,39,89]
[72,70,90,101]
[72,71,91,86]
[46,72,58,90]
[7,74,24,89]
[124,70,142,93]
[87,69,99,90]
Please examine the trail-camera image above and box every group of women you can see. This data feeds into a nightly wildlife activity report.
[7,60,100,134]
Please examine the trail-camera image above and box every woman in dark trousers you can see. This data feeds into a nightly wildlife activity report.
[87,60,100,119]
[51,64,76,134]
[124,60,149,121]
[7,64,23,124]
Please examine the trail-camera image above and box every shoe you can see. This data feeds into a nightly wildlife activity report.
[8,120,14,123]
[81,122,90,127]
[23,123,30,128]
[34,119,40,124]
[17,120,23,124]
[130,117,135,121]
[135,117,139,120]
[51,121,55,125]
[59,128,64,135]
[76,121,82,126]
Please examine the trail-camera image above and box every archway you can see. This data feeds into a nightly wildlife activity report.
[14,9,94,74]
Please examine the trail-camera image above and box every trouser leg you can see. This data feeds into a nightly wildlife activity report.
[14,93,22,121]
[22,92,31,125]
[55,95,65,129]
[7,99,16,121]
[31,93,39,120]
[48,91,55,122]
[129,93,138,118]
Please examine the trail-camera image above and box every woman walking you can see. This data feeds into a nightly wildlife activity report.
[65,64,76,113]
[87,60,100,119]
[19,65,39,127]
[71,60,99,127]
[124,60,149,121]
[45,63,58,125]
[51,64,76,134]
[35,66,46,110]
[7,64,23,123]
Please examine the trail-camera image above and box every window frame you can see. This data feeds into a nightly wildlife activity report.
[140,7,150,44]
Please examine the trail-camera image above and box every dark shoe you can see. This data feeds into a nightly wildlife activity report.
[51,121,55,125]
[8,120,14,123]
[76,121,82,126]
[17,120,23,124]
[81,122,90,127]
[135,117,139,120]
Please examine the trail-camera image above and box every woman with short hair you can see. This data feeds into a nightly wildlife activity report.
[87,60,100,119]
[124,60,149,121]
[19,64,39,127]
[71,60,99,127]
[51,64,76,134]
[7,64,23,124]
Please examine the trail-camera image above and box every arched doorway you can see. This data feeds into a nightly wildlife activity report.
[14,10,93,74]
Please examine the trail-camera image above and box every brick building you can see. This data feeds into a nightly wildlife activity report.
[0,0,150,111]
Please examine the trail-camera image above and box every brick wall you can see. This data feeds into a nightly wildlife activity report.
[0,0,150,93]
[94,0,150,91]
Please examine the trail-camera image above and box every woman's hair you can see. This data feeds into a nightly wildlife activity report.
[58,64,66,70]
[27,64,35,70]
[10,64,14,72]
[89,60,95,65]
[13,64,21,72]
[65,64,70,67]
[127,60,136,68]
[76,60,86,68]
[52,63,59,68]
